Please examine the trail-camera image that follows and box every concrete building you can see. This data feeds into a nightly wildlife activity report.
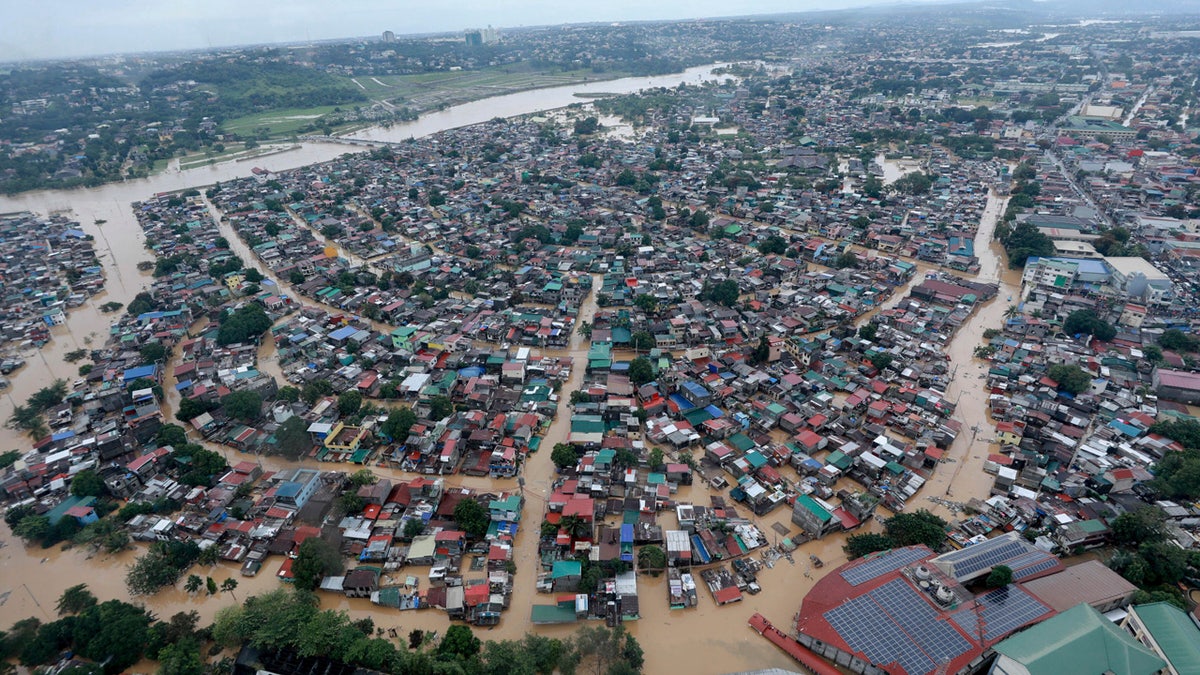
[275,469,321,509]
[1060,116,1138,140]
[1021,257,1109,296]
[1105,256,1173,306]
[1152,368,1200,405]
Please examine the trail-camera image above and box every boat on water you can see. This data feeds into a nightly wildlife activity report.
[809,554,824,568]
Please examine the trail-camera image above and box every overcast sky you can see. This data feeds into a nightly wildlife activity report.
[1,0,916,62]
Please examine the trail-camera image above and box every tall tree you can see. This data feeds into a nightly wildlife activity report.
[292,537,343,592]
[274,414,312,459]
[56,584,97,615]
[452,498,489,539]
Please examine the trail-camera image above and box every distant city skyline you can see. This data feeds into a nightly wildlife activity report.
[2,0,945,62]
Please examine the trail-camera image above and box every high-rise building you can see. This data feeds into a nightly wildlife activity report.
[382,30,396,43]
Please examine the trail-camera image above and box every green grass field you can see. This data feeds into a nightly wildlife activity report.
[222,105,344,136]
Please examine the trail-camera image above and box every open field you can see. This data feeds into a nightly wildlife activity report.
[221,105,345,137]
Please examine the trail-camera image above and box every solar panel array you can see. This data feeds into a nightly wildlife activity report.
[825,578,973,675]
[950,586,1051,643]
[1012,557,1060,581]
[1001,550,1046,570]
[937,538,1028,579]
[841,546,929,586]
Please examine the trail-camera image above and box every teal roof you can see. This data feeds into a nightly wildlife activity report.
[570,415,605,434]
[826,451,852,470]
[728,433,755,452]
[994,603,1164,675]
[530,604,577,624]
[551,560,582,579]
[796,494,832,522]
[1133,602,1200,675]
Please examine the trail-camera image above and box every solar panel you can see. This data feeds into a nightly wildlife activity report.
[1001,550,1046,571]
[841,546,929,586]
[938,539,1028,579]
[826,578,974,675]
[951,586,1051,643]
[1012,557,1060,581]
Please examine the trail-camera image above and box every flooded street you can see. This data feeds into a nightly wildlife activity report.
[923,191,1020,516]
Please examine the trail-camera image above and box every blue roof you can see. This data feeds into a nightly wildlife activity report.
[175,379,193,391]
[276,482,302,499]
[329,326,358,341]
[682,381,708,397]
[123,364,158,382]
[669,394,695,411]
[703,405,724,418]
[1108,420,1141,438]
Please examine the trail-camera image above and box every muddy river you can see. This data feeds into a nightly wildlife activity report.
[2,75,1015,674]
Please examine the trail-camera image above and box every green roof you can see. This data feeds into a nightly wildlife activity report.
[530,604,578,624]
[796,494,832,522]
[993,603,1164,675]
[1133,602,1200,675]
[826,451,852,470]
[728,432,755,452]
[570,415,605,434]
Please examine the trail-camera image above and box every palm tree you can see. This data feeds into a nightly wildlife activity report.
[184,574,203,595]
[220,577,238,601]
[559,515,592,541]
[1003,304,1019,320]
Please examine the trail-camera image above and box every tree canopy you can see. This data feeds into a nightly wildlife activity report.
[1062,309,1116,341]
[843,532,896,559]
[453,498,490,539]
[552,443,578,471]
[985,564,1013,588]
[380,407,417,442]
[292,537,343,592]
[216,303,272,346]
[628,357,654,385]
[274,414,312,459]
[222,389,263,423]
[883,510,948,550]
[1047,363,1092,395]
[1148,419,1200,500]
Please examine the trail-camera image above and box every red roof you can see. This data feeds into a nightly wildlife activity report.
[277,557,295,579]
[748,614,842,675]
[561,497,594,520]
[464,584,488,606]
[713,586,743,605]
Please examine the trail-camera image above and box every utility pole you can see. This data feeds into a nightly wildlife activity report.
[23,583,49,618]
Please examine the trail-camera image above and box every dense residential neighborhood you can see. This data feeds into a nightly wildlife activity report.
[3,6,1200,675]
